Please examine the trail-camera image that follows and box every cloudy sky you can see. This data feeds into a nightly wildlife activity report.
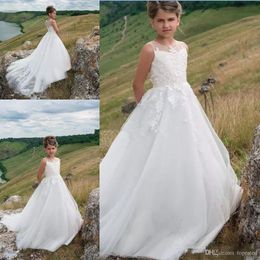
[0,0,99,12]
[0,100,99,139]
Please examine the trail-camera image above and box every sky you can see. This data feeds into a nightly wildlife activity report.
[0,0,99,12]
[0,100,99,138]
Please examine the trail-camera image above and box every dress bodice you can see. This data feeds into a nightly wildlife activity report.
[147,40,188,89]
[44,158,61,178]
[45,20,56,33]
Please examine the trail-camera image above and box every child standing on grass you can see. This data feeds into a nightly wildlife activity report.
[0,136,83,252]
[100,1,243,259]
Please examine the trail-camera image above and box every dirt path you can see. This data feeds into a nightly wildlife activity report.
[102,15,128,58]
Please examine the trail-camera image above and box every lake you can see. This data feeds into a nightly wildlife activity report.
[0,21,22,41]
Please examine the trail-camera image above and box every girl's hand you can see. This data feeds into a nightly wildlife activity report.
[132,43,154,103]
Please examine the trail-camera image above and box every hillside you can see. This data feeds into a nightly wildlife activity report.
[100,5,260,175]
[0,12,99,55]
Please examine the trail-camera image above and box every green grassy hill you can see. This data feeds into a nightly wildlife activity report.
[0,141,27,160]
[100,5,260,175]
[0,13,99,55]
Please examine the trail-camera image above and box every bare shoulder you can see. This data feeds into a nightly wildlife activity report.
[49,19,57,25]
[139,42,155,58]
[40,158,47,165]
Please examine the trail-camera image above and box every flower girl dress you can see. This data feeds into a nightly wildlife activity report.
[100,40,243,260]
[1,158,83,251]
[6,20,71,97]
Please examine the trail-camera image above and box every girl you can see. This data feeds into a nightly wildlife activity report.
[100,1,243,260]
[0,136,83,252]
[6,6,71,98]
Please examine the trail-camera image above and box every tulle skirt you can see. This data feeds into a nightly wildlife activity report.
[1,175,83,252]
[6,31,71,97]
[100,82,243,260]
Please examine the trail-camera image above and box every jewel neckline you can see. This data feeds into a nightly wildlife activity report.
[46,157,58,162]
[153,39,178,49]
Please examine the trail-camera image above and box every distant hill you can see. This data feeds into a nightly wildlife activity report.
[100,1,260,26]
[0,130,99,160]
[0,10,98,24]
[0,12,99,55]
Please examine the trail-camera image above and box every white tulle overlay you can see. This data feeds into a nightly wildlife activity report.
[6,20,71,97]
[0,158,83,252]
[100,40,243,260]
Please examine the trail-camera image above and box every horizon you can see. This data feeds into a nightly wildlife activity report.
[0,130,100,141]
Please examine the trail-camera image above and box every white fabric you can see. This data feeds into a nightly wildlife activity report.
[6,20,71,97]
[100,40,243,260]
[0,158,83,252]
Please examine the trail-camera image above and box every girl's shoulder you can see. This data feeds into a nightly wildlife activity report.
[177,40,188,51]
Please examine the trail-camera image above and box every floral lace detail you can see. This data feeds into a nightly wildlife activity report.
[148,40,188,89]
[120,40,193,136]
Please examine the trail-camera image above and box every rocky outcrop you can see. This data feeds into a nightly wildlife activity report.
[0,209,22,259]
[0,50,33,99]
[3,195,22,208]
[237,124,260,253]
[0,26,99,99]
[81,188,100,260]
[71,26,99,99]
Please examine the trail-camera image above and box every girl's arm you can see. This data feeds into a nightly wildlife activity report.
[37,158,46,183]
[50,19,60,36]
[132,44,154,103]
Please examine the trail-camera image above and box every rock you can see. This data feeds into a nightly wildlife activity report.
[237,124,260,254]
[22,41,32,49]
[0,209,22,260]
[3,195,22,208]
[121,99,136,114]
[0,50,33,99]
[81,188,100,260]
[71,26,99,99]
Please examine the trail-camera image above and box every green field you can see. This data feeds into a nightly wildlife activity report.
[0,12,99,55]
[0,141,27,160]
[100,5,260,176]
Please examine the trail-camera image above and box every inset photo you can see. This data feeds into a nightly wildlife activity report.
[0,100,99,259]
[0,0,99,99]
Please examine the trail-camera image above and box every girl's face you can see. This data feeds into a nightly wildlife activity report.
[49,10,57,19]
[45,145,57,158]
[151,9,180,39]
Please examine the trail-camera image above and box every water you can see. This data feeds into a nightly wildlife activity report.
[0,169,6,184]
[0,21,22,41]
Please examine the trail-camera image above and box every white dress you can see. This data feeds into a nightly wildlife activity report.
[100,40,244,260]
[0,158,83,252]
[6,20,71,97]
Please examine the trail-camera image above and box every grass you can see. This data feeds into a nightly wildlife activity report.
[0,141,27,160]
[0,13,99,55]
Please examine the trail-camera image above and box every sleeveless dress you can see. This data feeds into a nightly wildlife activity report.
[6,20,71,97]
[0,158,83,252]
[100,40,244,260]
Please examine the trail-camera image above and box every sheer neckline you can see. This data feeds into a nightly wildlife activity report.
[46,157,59,162]
[152,39,178,49]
